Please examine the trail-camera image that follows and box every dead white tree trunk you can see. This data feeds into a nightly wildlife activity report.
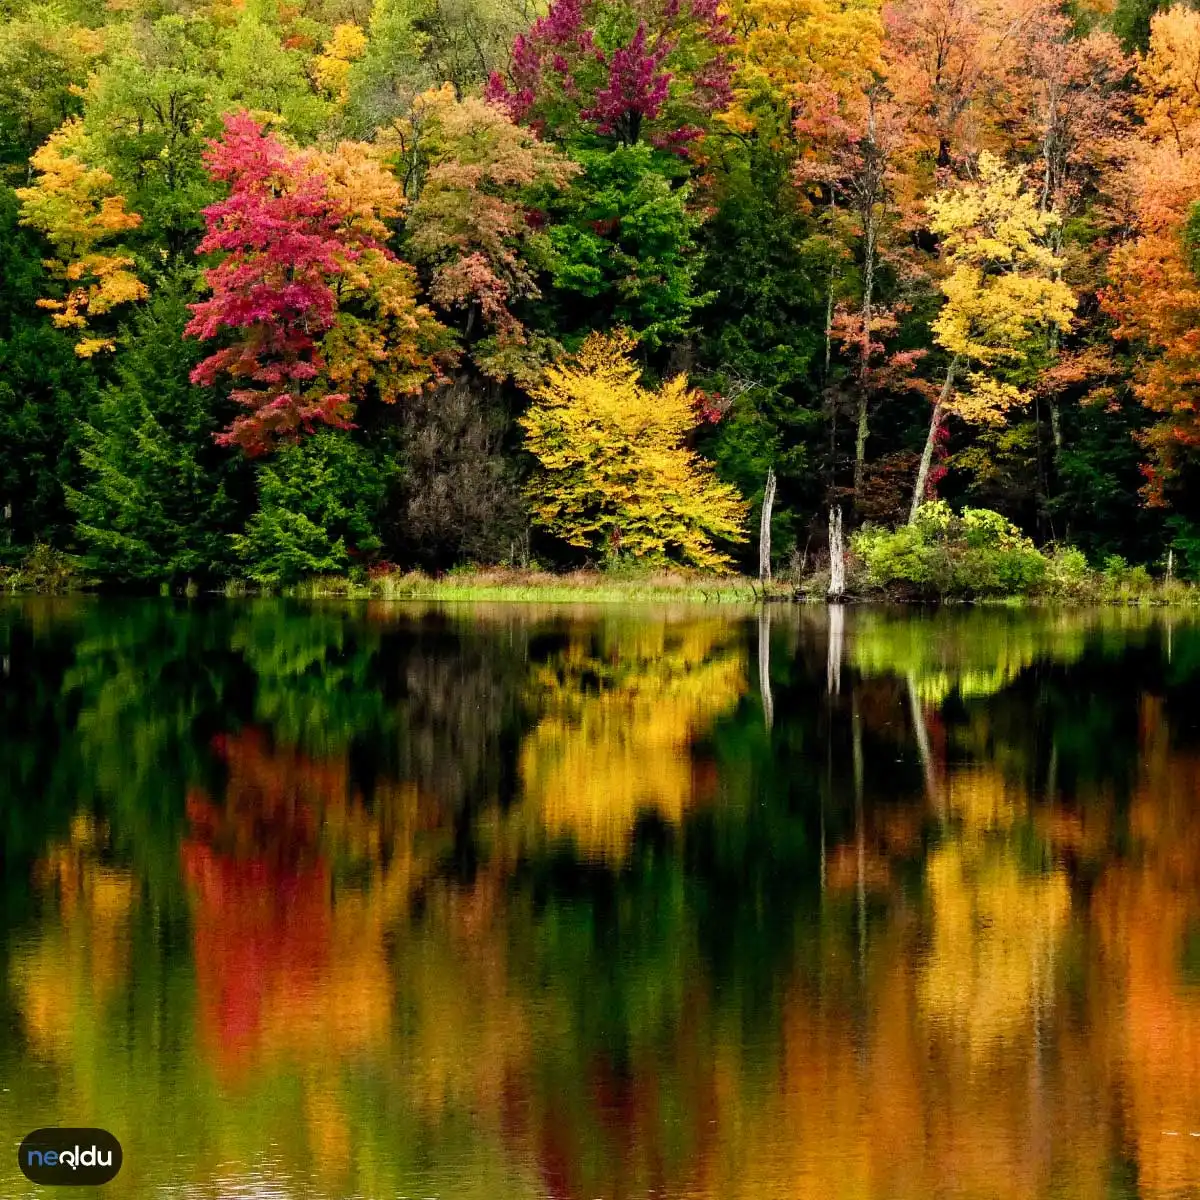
[759,466,777,582]
[910,356,960,523]
[828,504,846,600]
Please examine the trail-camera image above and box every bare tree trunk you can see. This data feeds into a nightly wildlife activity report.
[758,607,774,731]
[823,281,834,385]
[910,356,959,523]
[854,395,870,498]
[759,466,777,582]
[854,208,877,498]
[828,505,846,600]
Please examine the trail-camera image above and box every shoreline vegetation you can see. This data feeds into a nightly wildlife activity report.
[6,536,1200,606]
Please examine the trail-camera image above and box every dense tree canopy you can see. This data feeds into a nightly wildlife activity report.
[1,0,1199,580]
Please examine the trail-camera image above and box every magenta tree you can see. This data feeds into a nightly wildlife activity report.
[485,0,734,154]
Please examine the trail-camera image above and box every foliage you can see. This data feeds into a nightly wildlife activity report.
[0,541,86,592]
[68,275,250,583]
[16,118,148,356]
[1103,8,1200,504]
[232,429,387,583]
[399,84,578,382]
[928,151,1076,425]
[485,0,735,151]
[519,330,749,569]
[852,500,1049,596]
[546,144,712,349]
[187,111,451,454]
[1,0,1199,585]
[0,186,96,557]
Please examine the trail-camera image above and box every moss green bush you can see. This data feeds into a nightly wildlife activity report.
[852,502,1048,598]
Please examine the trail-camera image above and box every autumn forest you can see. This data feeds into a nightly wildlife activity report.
[0,0,1197,584]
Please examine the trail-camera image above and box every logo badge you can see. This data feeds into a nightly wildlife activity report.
[18,1128,122,1186]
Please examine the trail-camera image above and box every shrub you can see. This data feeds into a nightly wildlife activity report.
[852,502,1047,599]
[2,542,86,593]
[1044,546,1091,598]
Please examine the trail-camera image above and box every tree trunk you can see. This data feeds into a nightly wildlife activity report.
[828,504,846,600]
[854,395,870,498]
[909,356,959,523]
[823,281,834,384]
[854,209,877,498]
[759,466,777,582]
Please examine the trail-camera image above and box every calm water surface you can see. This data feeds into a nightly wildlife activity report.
[2,599,1200,1199]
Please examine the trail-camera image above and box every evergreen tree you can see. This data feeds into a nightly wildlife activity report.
[0,188,95,561]
[233,429,387,584]
[68,273,250,583]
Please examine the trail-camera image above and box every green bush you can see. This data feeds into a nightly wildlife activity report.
[852,502,1047,598]
[1099,553,1154,601]
[1044,546,1092,598]
[2,542,86,593]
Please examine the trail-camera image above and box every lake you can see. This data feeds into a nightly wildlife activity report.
[2,598,1199,1199]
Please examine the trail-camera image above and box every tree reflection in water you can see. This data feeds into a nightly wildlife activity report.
[2,601,1200,1198]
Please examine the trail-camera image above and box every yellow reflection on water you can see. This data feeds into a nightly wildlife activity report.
[516,618,745,860]
[12,814,136,1062]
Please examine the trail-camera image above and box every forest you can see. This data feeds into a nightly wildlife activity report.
[0,0,1197,587]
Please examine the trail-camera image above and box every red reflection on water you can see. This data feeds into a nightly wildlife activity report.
[181,730,336,1080]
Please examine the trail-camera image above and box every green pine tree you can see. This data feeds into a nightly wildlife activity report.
[67,271,251,583]
[233,429,387,585]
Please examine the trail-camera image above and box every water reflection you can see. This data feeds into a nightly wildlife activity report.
[3,601,1200,1197]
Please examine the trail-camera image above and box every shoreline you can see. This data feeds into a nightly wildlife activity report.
[6,565,1200,606]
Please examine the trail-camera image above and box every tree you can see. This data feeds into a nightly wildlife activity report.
[16,118,148,356]
[795,83,913,499]
[186,111,451,454]
[394,381,525,567]
[0,187,96,556]
[399,84,579,383]
[233,429,387,582]
[485,0,735,153]
[1135,5,1200,153]
[910,151,1075,518]
[77,14,222,256]
[882,0,1043,171]
[1101,9,1200,505]
[724,0,884,133]
[0,3,99,167]
[519,329,748,567]
[68,273,250,583]
[546,143,713,349]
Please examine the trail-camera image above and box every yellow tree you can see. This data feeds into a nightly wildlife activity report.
[723,0,884,132]
[519,332,749,569]
[909,151,1075,519]
[17,118,148,356]
[313,23,368,106]
[1136,6,1200,153]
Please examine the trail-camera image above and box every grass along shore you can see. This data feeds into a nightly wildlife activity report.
[6,541,1200,605]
